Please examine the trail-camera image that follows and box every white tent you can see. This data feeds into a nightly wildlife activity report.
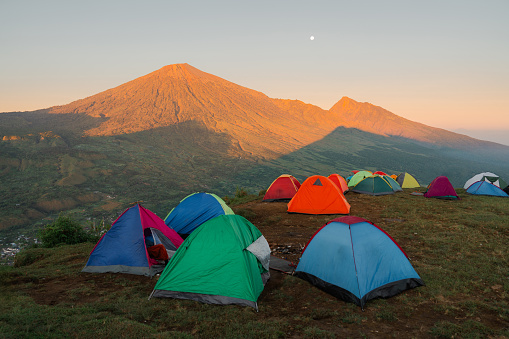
[463,172,504,189]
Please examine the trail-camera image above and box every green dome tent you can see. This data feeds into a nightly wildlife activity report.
[348,171,373,187]
[350,175,395,196]
[149,215,270,310]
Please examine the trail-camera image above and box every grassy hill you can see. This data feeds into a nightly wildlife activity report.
[1,189,507,338]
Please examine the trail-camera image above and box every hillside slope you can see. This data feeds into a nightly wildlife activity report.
[329,97,504,150]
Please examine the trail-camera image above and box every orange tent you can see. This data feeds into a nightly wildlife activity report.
[263,174,301,201]
[328,174,349,193]
[288,175,350,215]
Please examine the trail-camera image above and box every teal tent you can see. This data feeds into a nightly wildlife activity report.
[350,175,395,196]
[381,175,403,192]
[150,215,270,310]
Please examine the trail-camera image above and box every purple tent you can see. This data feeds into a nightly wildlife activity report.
[424,176,459,200]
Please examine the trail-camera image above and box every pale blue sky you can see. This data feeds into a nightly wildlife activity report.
[1,1,508,143]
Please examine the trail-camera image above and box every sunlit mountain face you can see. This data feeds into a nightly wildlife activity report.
[46,63,501,159]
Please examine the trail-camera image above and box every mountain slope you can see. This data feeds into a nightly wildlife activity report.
[329,97,504,150]
[47,64,334,159]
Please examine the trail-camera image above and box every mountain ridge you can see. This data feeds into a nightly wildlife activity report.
[42,63,505,155]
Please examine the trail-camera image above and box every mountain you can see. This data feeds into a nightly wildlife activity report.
[47,64,336,159]
[45,63,502,156]
[1,63,509,238]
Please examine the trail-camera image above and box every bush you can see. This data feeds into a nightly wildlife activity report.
[38,214,92,248]
[85,217,110,243]
[222,187,260,206]
[235,187,248,198]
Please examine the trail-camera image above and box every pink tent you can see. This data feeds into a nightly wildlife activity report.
[424,176,459,200]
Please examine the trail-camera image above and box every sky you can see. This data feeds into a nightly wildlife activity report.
[1,1,508,144]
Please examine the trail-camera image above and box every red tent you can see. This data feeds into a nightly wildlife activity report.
[263,174,301,201]
[328,174,349,193]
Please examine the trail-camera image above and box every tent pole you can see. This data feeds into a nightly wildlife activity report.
[148,290,155,301]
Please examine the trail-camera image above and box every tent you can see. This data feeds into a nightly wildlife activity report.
[350,175,395,196]
[150,215,270,310]
[373,171,388,175]
[424,176,459,200]
[347,170,373,187]
[380,175,403,192]
[295,216,424,309]
[396,173,421,188]
[164,192,234,236]
[263,174,301,201]
[328,174,349,193]
[466,181,509,197]
[463,172,508,190]
[287,175,350,215]
[82,204,184,277]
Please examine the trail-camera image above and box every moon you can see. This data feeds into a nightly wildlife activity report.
[310,36,315,40]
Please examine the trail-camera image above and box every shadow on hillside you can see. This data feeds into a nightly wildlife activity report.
[230,126,509,190]
[0,110,108,139]
[0,119,259,235]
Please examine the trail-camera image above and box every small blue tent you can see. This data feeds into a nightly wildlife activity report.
[82,204,184,276]
[164,192,234,236]
[466,181,509,197]
[295,216,424,309]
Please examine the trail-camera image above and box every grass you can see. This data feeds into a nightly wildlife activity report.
[0,190,508,337]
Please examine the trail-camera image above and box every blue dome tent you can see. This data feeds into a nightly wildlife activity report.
[164,192,234,236]
[295,216,424,309]
[466,181,509,197]
[82,204,184,277]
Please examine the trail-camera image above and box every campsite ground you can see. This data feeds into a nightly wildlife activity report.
[1,190,508,338]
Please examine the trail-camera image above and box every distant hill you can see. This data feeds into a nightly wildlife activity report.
[328,97,506,150]
[1,63,509,237]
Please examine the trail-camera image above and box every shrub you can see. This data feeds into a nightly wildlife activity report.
[234,187,248,198]
[85,217,110,243]
[38,214,92,248]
